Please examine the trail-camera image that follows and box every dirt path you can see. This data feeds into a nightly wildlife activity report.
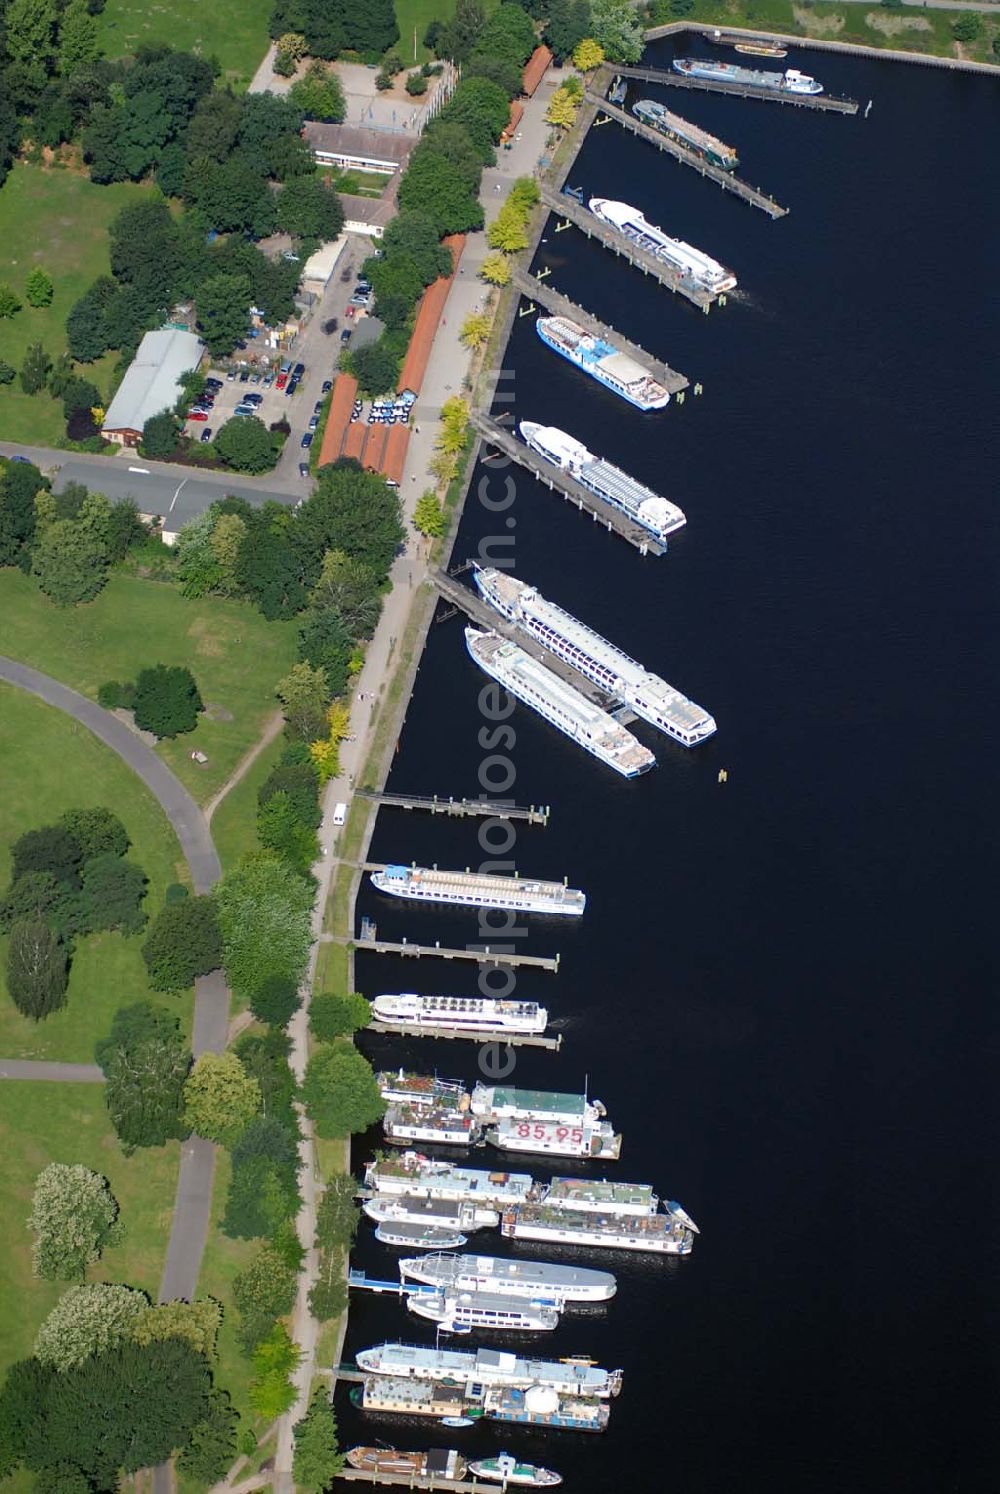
[204,710,284,825]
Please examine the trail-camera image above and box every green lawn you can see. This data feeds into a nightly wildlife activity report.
[193,1149,258,1431]
[0,570,298,804]
[659,0,1000,64]
[0,683,196,1062]
[396,0,457,62]
[96,0,273,86]
[0,1081,178,1376]
[210,730,284,872]
[0,164,155,445]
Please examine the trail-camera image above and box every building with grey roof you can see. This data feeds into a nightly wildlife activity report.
[101,329,204,447]
[304,123,414,176]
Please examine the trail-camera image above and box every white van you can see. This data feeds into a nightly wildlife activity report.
[332,802,348,826]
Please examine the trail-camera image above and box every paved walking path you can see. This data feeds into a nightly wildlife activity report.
[0,1059,104,1081]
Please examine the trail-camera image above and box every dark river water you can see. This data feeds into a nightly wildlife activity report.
[337,38,999,1494]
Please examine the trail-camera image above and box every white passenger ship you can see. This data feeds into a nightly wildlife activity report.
[488,1118,622,1161]
[370,861,586,917]
[399,1252,618,1304]
[465,628,656,777]
[364,1153,535,1207]
[355,1343,623,1399]
[371,993,549,1037]
[589,198,737,296]
[407,1289,560,1333]
[364,1194,500,1232]
[473,567,716,747]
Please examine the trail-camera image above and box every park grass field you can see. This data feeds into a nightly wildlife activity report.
[189,1149,258,1436]
[96,0,273,85]
[661,0,998,64]
[0,683,194,1061]
[0,164,155,445]
[0,1080,179,1376]
[0,570,298,804]
[210,730,284,872]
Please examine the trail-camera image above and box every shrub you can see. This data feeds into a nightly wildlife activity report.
[405,71,428,96]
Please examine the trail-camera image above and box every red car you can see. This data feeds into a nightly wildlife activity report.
[187,410,209,422]
[276,373,288,390]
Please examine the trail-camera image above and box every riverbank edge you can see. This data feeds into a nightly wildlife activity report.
[644,17,1000,74]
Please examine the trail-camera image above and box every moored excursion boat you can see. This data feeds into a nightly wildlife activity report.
[383,1102,483,1148]
[631,97,738,170]
[589,198,737,296]
[469,1453,563,1486]
[371,862,586,917]
[365,1194,499,1232]
[466,629,656,779]
[473,565,717,748]
[673,55,822,94]
[536,315,670,411]
[519,420,686,545]
[487,1117,622,1161]
[355,1342,623,1398]
[375,1219,468,1250]
[364,1152,535,1207]
[501,1202,694,1255]
[347,1447,466,1479]
[376,1070,469,1108]
[370,992,549,1037]
[399,1251,618,1304]
[407,1288,561,1333]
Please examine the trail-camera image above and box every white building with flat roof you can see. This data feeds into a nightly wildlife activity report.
[101,329,204,447]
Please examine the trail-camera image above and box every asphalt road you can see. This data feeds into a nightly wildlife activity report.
[0,1060,104,1081]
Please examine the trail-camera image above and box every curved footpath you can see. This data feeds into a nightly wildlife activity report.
[0,658,229,1494]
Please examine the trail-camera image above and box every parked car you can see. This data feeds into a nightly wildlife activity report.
[313,400,324,415]
[249,371,262,384]
[286,379,299,396]
[292,362,305,378]
[341,329,352,344]
[308,415,319,431]
[280,360,292,374]
[239,369,250,383]
[233,404,256,417]
[276,373,288,390]
[298,462,310,478]
[300,432,313,449]
[321,379,333,393]
[344,305,355,319]
[244,392,263,405]
[263,371,275,387]
[200,428,213,442]
[204,377,222,390]
[226,368,237,381]
[340,266,352,282]
[187,410,209,422]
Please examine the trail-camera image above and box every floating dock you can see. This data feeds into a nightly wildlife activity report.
[584,95,788,219]
[512,269,689,394]
[331,931,561,973]
[356,790,549,826]
[336,1472,512,1491]
[540,185,719,307]
[468,412,667,559]
[615,62,858,114]
[368,1018,562,1050]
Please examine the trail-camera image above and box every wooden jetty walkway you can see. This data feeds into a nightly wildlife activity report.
[584,95,788,219]
[326,932,561,973]
[336,1470,512,1491]
[356,789,549,826]
[540,183,722,306]
[368,1018,562,1049]
[615,62,858,114]
[512,269,689,394]
[468,412,667,559]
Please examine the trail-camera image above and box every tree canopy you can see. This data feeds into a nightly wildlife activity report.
[301,1042,385,1139]
[28,1164,122,1282]
[95,1001,191,1151]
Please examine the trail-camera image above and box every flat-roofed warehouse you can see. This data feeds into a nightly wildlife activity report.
[101,329,204,447]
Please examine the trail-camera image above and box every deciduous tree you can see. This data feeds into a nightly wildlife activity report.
[480,251,512,286]
[20,341,52,394]
[34,1283,148,1371]
[589,0,644,62]
[573,36,605,72]
[31,518,108,605]
[133,664,203,737]
[301,1043,384,1139]
[142,410,180,459]
[215,851,314,1002]
[276,660,331,739]
[177,1388,239,1485]
[28,1164,122,1282]
[309,990,371,1041]
[214,414,276,474]
[95,1002,191,1151]
[297,607,354,697]
[6,919,68,1020]
[196,273,251,357]
[131,1298,222,1359]
[459,311,492,350]
[289,59,347,121]
[57,0,99,75]
[184,1051,261,1146]
[141,895,223,991]
[293,1386,344,1490]
[315,1172,361,1251]
[232,1246,297,1350]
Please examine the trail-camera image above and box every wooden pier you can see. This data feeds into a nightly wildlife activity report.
[615,62,858,114]
[329,932,561,973]
[512,269,689,394]
[356,790,549,826]
[583,95,788,219]
[336,1471,510,1491]
[468,412,667,559]
[540,183,719,307]
[368,1018,562,1050]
